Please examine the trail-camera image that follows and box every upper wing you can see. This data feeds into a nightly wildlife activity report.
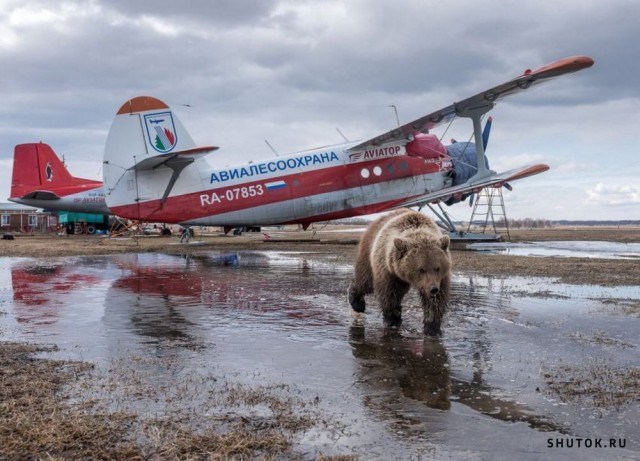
[397,163,549,209]
[348,56,594,152]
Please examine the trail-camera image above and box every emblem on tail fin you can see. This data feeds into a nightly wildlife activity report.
[45,162,53,181]
[143,111,178,153]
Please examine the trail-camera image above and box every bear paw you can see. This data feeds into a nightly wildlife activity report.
[348,283,366,312]
[348,294,366,313]
[383,313,402,328]
[423,323,442,336]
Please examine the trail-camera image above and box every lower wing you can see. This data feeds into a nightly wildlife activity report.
[398,163,549,209]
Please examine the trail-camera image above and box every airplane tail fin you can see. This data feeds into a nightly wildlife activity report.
[103,96,217,214]
[11,143,80,198]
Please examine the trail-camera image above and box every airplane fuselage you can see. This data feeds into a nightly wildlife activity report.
[9,186,109,214]
[107,141,454,226]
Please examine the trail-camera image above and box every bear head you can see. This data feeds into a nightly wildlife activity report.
[391,234,451,296]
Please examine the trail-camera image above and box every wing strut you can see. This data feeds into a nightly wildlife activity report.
[455,103,495,182]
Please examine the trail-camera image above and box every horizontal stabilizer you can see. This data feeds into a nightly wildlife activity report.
[20,190,61,200]
[131,146,219,170]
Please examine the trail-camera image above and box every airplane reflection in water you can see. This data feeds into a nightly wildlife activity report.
[10,259,104,326]
[108,252,348,325]
[8,252,565,436]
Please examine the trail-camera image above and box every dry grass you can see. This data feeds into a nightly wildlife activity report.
[0,342,140,460]
[508,226,640,243]
[138,420,291,460]
[567,330,635,349]
[0,342,354,460]
[542,359,640,411]
[451,252,640,287]
[589,297,640,317]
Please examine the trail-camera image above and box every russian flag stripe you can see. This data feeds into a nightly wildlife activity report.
[265,180,286,190]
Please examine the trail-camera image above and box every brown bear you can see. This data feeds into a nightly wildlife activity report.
[348,209,452,335]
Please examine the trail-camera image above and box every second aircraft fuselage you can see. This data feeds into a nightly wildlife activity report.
[10,186,109,214]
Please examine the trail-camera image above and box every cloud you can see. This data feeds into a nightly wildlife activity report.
[0,0,636,221]
[489,153,546,172]
[554,161,600,174]
[586,182,639,206]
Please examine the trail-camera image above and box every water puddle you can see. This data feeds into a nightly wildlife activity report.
[0,252,638,459]
[466,241,640,260]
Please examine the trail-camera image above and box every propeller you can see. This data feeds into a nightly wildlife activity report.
[482,116,492,150]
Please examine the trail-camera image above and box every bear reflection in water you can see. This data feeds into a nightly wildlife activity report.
[348,326,562,432]
[349,326,451,410]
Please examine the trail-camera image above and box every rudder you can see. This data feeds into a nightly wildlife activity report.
[11,143,75,198]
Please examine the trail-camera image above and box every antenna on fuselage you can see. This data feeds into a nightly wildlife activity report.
[264,140,280,157]
[336,128,349,142]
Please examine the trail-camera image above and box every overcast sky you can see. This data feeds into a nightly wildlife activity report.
[1,0,638,220]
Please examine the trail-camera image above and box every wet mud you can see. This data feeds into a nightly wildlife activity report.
[0,251,638,459]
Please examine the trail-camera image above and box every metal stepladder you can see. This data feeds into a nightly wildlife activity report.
[467,186,510,240]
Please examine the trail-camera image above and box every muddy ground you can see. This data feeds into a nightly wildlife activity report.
[1,226,639,459]
[2,226,639,287]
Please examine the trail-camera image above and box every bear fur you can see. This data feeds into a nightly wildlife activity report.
[348,209,452,335]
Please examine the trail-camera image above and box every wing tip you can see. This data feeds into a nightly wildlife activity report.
[528,56,595,78]
[506,163,550,182]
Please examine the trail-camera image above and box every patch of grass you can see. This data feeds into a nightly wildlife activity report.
[139,420,290,459]
[507,289,571,300]
[0,342,355,460]
[542,358,640,411]
[0,342,140,459]
[589,297,640,317]
[318,456,359,461]
[567,330,635,349]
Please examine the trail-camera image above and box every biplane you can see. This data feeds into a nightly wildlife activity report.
[11,56,594,233]
[103,56,593,232]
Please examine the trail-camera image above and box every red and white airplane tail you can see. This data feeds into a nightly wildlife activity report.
[9,143,108,213]
[103,96,217,213]
[11,143,101,200]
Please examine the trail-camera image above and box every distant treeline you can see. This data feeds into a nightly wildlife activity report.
[470,219,640,228]
[552,220,640,226]
[334,217,640,227]
[467,218,551,229]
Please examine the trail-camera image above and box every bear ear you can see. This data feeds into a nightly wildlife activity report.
[394,238,409,258]
[440,235,450,251]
